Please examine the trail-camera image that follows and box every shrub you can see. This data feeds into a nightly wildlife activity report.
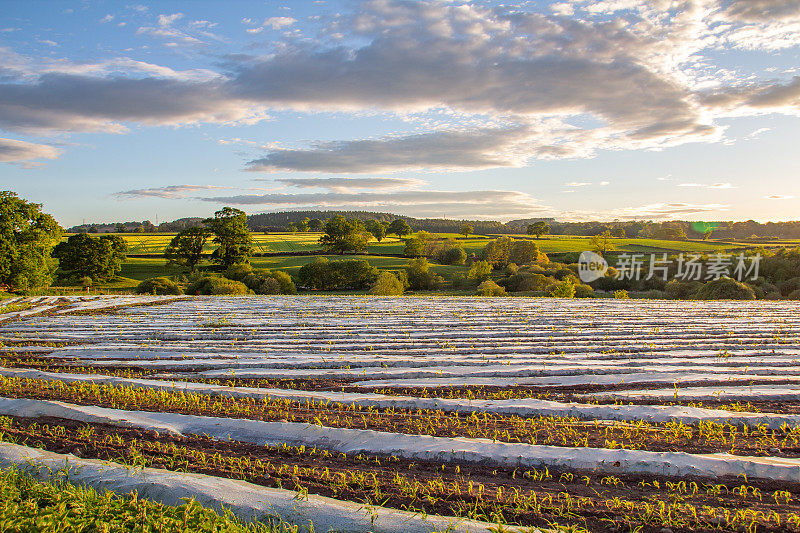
[694,277,756,300]
[505,263,519,276]
[664,279,702,300]
[208,279,249,295]
[134,277,183,295]
[439,246,467,265]
[481,237,514,267]
[552,268,575,280]
[548,279,575,298]
[186,276,249,295]
[477,280,507,296]
[779,277,800,297]
[242,269,297,295]
[369,271,404,295]
[258,277,282,294]
[467,260,492,282]
[298,258,377,290]
[224,263,253,281]
[79,276,93,288]
[403,235,428,257]
[406,258,443,290]
[788,289,800,300]
[298,258,338,290]
[574,284,595,298]
[613,289,630,299]
[508,240,542,266]
[505,272,548,292]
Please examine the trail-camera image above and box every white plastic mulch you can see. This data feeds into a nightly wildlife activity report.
[2,396,799,482]
[3,367,800,430]
[0,442,526,533]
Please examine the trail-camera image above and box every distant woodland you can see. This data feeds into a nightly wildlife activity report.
[68,211,800,241]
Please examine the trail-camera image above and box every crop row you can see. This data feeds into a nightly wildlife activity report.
[2,415,799,532]
[1,375,799,456]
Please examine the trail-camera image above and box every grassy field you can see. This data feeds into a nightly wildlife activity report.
[116,254,467,280]
[76,231,758,257]
[80,232,402,255]
[492,235,745,253]
[56,231,781,294]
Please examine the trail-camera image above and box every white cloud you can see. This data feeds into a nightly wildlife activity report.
[1,0,799,172]
[764,194,795,200]
[264,17,296,29]
[605,202,728,220]
[245,127,531,173]
[100,14,114,23]
[678,182,735,189]
[718,0,800,22]
[565,182,592,187]
[0,137,61,164]
[114,184,225,199]
[157,13,183,27]
[200,189,551,220]
[273,177,426,192]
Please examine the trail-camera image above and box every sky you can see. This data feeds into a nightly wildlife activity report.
[1,0,799,227]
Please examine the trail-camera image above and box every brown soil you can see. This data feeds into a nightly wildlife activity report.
[3,414,798,533]
[2,379,800,458]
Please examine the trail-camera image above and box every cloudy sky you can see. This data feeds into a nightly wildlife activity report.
[2,0,799,226]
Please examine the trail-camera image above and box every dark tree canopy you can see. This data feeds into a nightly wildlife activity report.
[53,233,128,281]
[298,257,378,290]
[387,219,412,237]
[164,227,211,272]
[319,216,370,254]
[0,191,62,291]
[527,221,550,238]
[365,219,387,242]
[204,207,253,268]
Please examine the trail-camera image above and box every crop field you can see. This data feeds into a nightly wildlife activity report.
[72,232,754,257]
[492,235,747,254]
[2,296,800,532]
[72,232,403,255]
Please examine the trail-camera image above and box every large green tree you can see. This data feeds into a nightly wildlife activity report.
[204,207,253,268]
[0,191,62,291]
[53,233,128,281]
[527,221,550,239]
[365,219,387,242]
[387,219,412,238]
[319,216,370,254]
[590,230,616,257]
[164,227,211,272]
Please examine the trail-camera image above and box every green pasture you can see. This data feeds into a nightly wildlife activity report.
[96,254,467,290]
[68,232,405,255]
[494,235,745,254]
[67,231,758,257]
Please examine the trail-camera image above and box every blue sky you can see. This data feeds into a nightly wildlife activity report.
[1,0,799,226]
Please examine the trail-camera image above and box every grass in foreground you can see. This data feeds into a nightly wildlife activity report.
[0,464,280,532]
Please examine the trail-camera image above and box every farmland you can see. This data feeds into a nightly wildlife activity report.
[2,296,800,532]
[83,231,749,257]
